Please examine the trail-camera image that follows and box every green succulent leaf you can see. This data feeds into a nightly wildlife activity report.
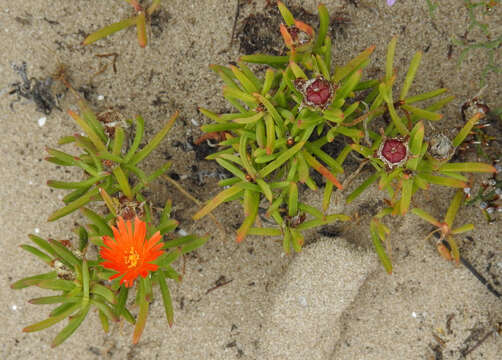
[130,112,178,166]
[452,113,482,147]
[333,45,375,83]
[370,220,392,274]
[133,278,149,344]
[439,162,496,173]
[51,302,90,347]
[411,208,441,227]
[400,51,422,100]
[83,17,137,45]
[154,270,174,326]
[23,302,82,333]
[11,271,58,290]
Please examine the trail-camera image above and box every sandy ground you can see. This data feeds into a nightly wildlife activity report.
[1,0,501,359]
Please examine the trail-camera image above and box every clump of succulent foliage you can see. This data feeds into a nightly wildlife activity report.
[195,2,496,269]
[82,0,161,47]
[12,98,207,346]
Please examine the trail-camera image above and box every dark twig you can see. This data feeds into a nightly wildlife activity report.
[95,53,119,73]
[206,277,233,294]
[433,232,501,299]
[230,0,240,46]
[461,328,496,357]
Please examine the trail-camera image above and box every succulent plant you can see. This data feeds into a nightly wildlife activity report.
[195,2,496,269]
[13,96,207,346]
[45,99,176,222]
[194,3,360,252]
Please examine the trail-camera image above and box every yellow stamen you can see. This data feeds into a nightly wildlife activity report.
[124,247,140,268]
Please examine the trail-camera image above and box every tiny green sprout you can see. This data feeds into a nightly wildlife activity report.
[82,0,162,47]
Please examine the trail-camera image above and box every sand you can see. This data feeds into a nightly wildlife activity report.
[1,0,501,359]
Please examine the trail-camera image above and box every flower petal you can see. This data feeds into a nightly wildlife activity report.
[99,216,164,288]
[134,216,146,247]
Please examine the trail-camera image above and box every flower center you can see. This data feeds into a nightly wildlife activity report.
[381,139,407,163]
[306,79,332,105]
[124,247,140,269]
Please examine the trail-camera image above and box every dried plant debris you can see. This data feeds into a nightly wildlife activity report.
[455,96,501,162]
[237,2,352,55]
[150,9,172,37]
[238,4,318,55]
[9,62,62,115]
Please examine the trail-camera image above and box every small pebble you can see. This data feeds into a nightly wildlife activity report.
[37,117,47,127]
[190,118,199,126]
[178,229,188,236]
[11,304,17,311]
[298,296,307,307]
[34,228,40,234]
[97,95,104,101]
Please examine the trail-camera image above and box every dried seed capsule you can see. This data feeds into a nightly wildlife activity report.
[429,133,455,161]
[461,96,490,122]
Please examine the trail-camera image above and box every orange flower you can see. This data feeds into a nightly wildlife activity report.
[100,216,164,287]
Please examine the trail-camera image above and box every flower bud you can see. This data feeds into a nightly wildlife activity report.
[377,137,409,169]
[295,76,335,111]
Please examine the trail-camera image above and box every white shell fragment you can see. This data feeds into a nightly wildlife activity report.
[37,117,47,127]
